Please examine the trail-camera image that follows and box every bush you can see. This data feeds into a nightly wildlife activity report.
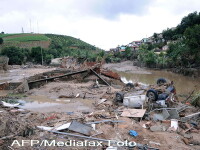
[1,47,28,65]
[0,38,3,44]
[30,47,42,64]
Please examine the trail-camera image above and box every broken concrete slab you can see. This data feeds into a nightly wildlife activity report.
[14,79,29,93]
[153,109,170,121]
[68,121,93,136]
[167,109,179,119]
[183,134,192,139]
[150,125,167,132]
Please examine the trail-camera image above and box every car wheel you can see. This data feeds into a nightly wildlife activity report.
[125,83,134,90]
[115,92,124,102]
[146,89,158,101]
[157,78,167,85]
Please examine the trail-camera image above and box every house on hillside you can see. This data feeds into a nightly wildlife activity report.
[127,44,139,50]
[119,45,126,52]
[141,38,149,43]
[130,40,142,46]
[162,45,169,51]
[109,48,118,53]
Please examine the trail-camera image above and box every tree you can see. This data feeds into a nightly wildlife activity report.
[31,47,44,64]
[184,24,200,64]
[153,33,158,42]
[124,47,132,60]
[162,28,174,41]
[0,38,3,44]
[177,11,200,35]
[1,47,26,65]
[184,24,200,51]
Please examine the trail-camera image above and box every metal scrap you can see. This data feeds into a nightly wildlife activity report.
[68,120,93,136]
[86,120,125,124]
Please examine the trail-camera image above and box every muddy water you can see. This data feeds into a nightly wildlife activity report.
[19,95,94,113]
[118,69,200,95]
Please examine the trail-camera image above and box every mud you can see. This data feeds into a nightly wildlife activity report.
[0,62,199,150]
[20,81,110,112]
[0,67,56,83]
[103,61,151,74]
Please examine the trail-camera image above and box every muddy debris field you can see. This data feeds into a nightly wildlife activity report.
[0,62,200,150]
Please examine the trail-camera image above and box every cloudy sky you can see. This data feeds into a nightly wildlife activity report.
[1,0,200,50]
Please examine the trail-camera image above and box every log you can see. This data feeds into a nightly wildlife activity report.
[90,69,111,87]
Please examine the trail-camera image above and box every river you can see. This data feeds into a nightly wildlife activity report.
[103,61,200,96]
[118,69,200,96]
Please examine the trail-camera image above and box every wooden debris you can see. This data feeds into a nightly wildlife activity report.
[121,109,146,118]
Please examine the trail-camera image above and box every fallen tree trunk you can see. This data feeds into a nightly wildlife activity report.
[90,69,111,86]
[28,69,89,84]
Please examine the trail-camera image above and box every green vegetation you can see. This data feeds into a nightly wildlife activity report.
[46,34,96,50]
[105,47,135,63]
[0,33,24,38]
[5,34,49,42]
[1,47,30,65]
[191,92,200,107]
[0,32,104,65]
[137,45,168,68]
[0,38,3,44]
[2,11,199,67]
[0,33,105,65]
[137,11,200,68]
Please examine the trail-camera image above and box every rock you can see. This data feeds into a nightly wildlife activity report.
[183,134,192,139]
[190,140,200,145]
[0,140,4,146]
[182,138,189,145]
[150,125,166,132]
[14,79,29,93]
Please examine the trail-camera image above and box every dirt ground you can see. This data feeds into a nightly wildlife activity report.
[103,61,151,74]
[21,80,117,113]
[0,102,199,150]
[0,67,56,83]
[0,64,200,150]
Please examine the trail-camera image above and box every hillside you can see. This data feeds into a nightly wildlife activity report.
[45,34,96,51]
[0,33,104,65]
[0,33,97,51]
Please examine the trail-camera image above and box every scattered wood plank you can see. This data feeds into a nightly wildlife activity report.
[121,109,146,118]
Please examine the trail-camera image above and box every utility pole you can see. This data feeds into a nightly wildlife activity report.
[37,21,39,33]
[30,19,32,33]
[41,46,43,65]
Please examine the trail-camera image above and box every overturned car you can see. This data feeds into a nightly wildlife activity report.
[115,78,176,108]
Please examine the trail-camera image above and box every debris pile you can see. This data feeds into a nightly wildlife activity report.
[0,62,199,150]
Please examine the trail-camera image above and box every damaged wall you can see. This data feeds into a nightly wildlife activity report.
[0,56,9,71]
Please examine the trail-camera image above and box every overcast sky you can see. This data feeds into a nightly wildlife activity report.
[1,0,200,50]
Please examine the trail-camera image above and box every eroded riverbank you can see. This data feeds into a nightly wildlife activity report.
[103,61,200,97]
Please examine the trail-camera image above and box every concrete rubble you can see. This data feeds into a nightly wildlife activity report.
[0,60,199,150]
